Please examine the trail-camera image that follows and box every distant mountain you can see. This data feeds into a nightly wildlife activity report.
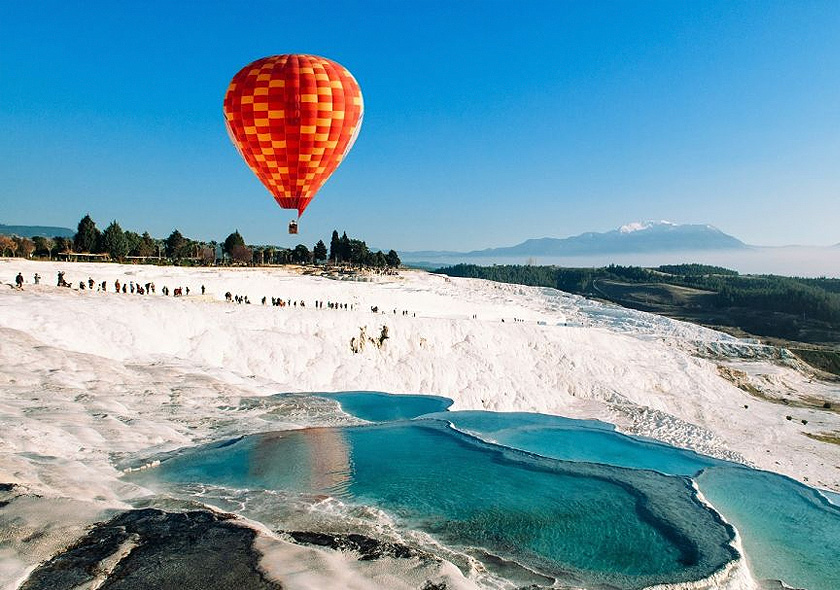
[403,221,747,259]
[0,224,74,238]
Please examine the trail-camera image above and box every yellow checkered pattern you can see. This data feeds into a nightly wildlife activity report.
[224,54,364,216]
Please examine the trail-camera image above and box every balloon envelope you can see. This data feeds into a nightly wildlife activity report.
[224,54,363,216]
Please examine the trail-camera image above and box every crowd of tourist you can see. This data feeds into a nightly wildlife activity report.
[11,270,201,300]
[9,269,435,321]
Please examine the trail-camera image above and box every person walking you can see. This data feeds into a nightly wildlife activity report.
[15,273,24,289]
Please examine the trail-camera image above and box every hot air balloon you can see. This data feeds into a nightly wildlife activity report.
[223,54,364,234]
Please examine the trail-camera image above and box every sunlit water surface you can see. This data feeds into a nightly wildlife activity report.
[127,392,840,590]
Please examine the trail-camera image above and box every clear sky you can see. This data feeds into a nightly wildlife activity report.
[1,1,838,250]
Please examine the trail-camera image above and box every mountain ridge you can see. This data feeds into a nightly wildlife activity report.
[402,221,747,259]
[0,224,75,238]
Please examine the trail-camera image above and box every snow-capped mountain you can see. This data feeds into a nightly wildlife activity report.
[404,222,746,259]
[619,220,678,234]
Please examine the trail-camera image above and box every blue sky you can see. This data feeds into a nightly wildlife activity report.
[1,1,838,250]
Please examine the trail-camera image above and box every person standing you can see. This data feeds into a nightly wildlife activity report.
[33,273,40,285]
[15,273,24,289]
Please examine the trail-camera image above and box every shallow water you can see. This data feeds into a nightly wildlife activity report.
[825,489,840,506]
[697,467,840,590]
[323,391,452,422]
[437,410,722,476]
[127,392,840,590]
[433,409,840,590]
[130,429,735,587]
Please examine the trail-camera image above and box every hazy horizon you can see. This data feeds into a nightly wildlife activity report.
[399,244,840,278]
[3,217,840,255]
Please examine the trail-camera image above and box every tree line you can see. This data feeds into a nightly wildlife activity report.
[0,214,400,269]
[437,263,840,327]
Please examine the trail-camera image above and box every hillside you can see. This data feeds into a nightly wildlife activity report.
[0,223,74,238]
[438,263,840,351]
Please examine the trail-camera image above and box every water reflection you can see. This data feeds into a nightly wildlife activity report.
[251,428,352,496]
[307,428,352,496]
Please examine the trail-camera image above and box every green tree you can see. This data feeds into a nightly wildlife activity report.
[348,239,369,266]
[224,230,246,256]
[313,239,327,263]
[74,214,100,253]
[102,221,129,260]
[339,232,351,263]
[186,240,201,261]
[372,250,387,268]
[133,232,158,257]
[33,236,55,259]
[165,229,189,259]
[329,230,340,263]
[123,231,142,257]
[385,249,401,268]
[54,236,73,254]
[292,243,311,264]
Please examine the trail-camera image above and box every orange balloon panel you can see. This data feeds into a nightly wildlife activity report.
[223,54,363,216]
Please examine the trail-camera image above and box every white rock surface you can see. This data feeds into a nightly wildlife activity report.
[2,258,837,589]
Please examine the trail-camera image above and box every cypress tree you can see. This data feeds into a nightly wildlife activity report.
[74,214,100,253]
[224,230,246,256]
[313,239,327,263]
[386,249,401,268]
[329,230,340,263]
[339,232,350,263]
[102,220,128,260]
[165,229,188,259]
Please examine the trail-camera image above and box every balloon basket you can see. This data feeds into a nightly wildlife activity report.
[288,220,299,235]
